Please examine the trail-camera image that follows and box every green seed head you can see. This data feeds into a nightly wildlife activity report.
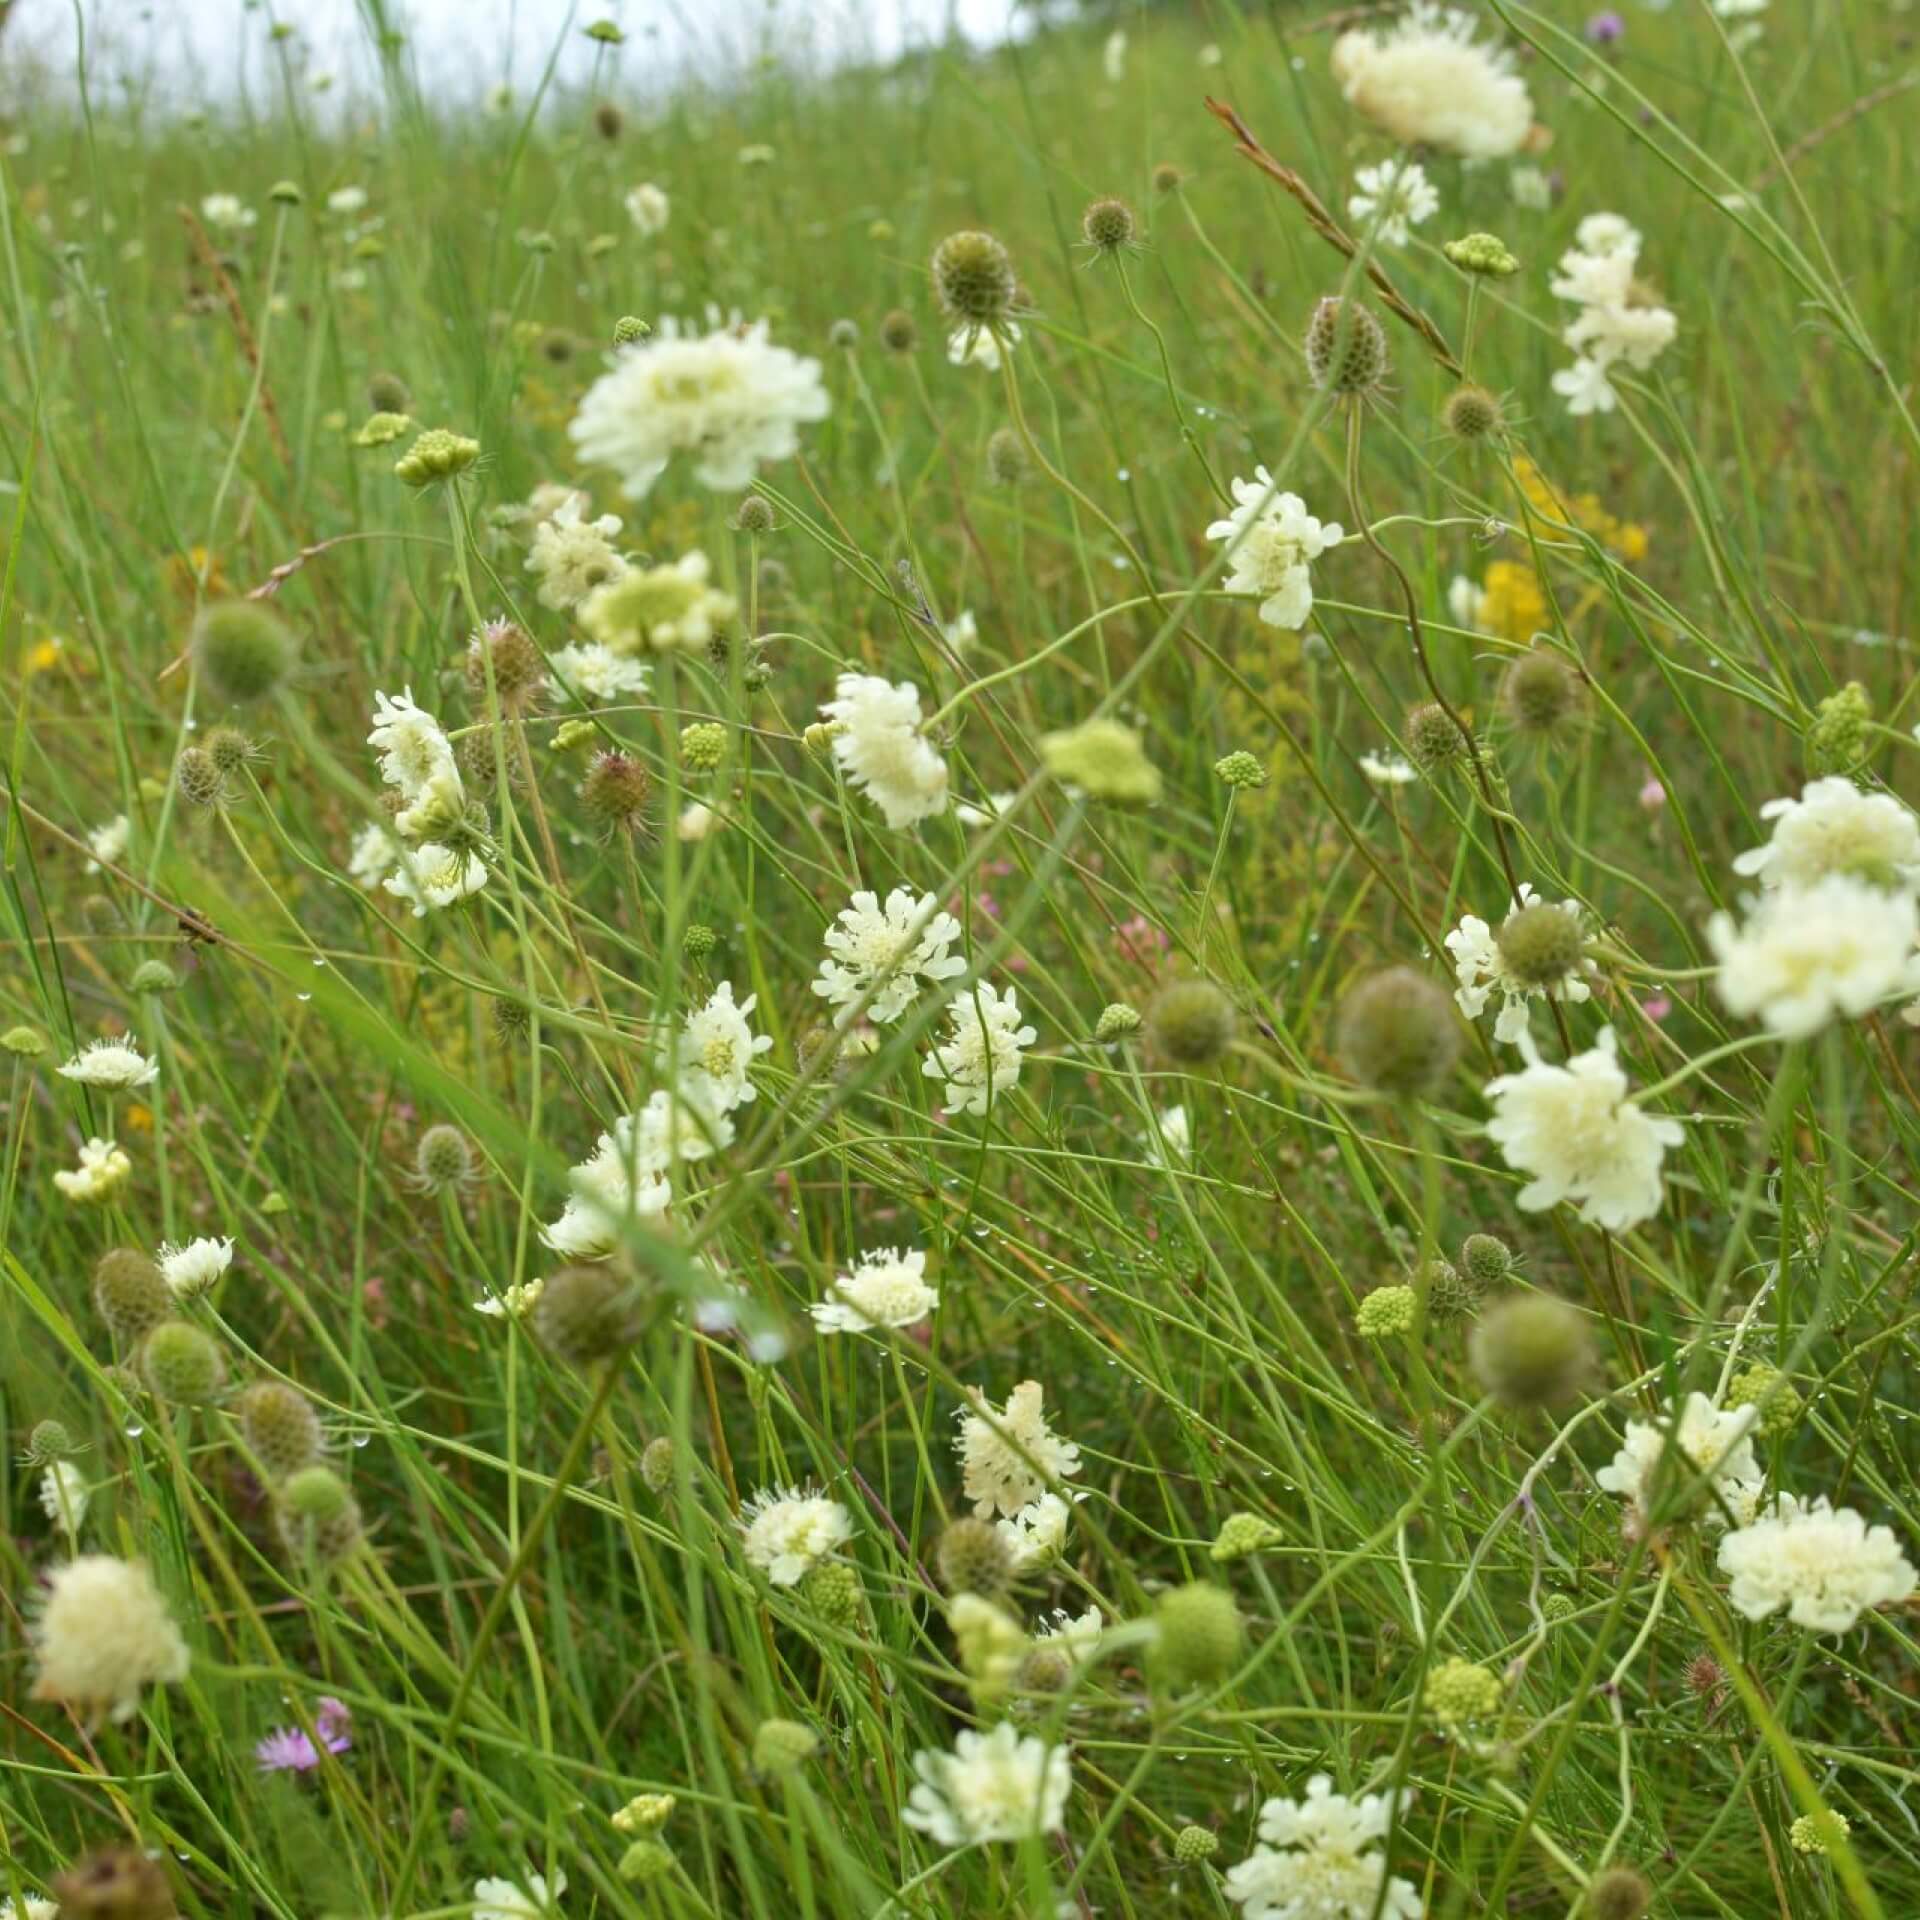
[1585,1866,1654,1920]
[1424,1654,1504,1730]
[92,1249,174,1346]
[140,1320,229,1405]
[879,307,918,353]
[532,1265,649,1368]
[412,1123,477,1195]
[23,1418,77,1465]
[1094,1002,1142,1042]
[1725,1362,1803,1437]
[1405,701,1469,771]
[733,494,776,534]
[1422,1256,1482,1324]
[174,746,224,808]
[799,1559,865,1626]
[192,601,298,706]
[1496,901,1587,988]
[129,960,178,996]
[613,314,652,346]
[1356,1284,1418,1341]
[985,426,1027,487]
[277,1465,363,1564]
[931,230,1017,330]
[1543,1592,1577,1623]
[936,1516,1014,1598]
[1149,1582,1244,1693]
[1443,232,1520,277]
[1459,1233,1515,1288]
[366,370,412,415]
[204,726,256,776]
[1304,296,1389,398]
[237,1381,325,1479]
[1213,749,1269,791]
[1146,979,1237,1068]
[1502,649,1584,738]
[1081,195,1137,253]
[394,426,481,487]
[1209,1511,1284,1563]
[1470,1293,1594,1407]
[1336,967,1461,1099]
[1173,1826,1219,1865]
[679,722,728,772]
[682,923,718,961]
[751,1717,819,1776]
[1807,680,1872,776]
[616,1840,675,1885]
[1443,383,1504,441]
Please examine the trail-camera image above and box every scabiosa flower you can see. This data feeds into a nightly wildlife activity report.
[1223,1773,1421,1920]
[200,192,256,231]
[923,981,1036,1116]
[568,311,830,498]
[53,1138,131,1204]
[810,1246,939,1333]
[368,689,464,838]
[348,821,401,889]
[957,1380,1082,1518]
[549,642,651,705]
[624,182,670,235]
[525,497,627,611]
[1446,885,1595,1044]
[472,1871,566,1920]
[255,1697,353,1774]
[820,674,950,829]
[1346,158,1439,249]
[1329,5,1534,160]
[29,1554,190,1727]
[157,1235,234,1301]
[1709,875,1920,1038]
[1484,1028,1682,1232]
[903,1723,1071,1848]
[1595,1392,1764,1529]
[1359,750,1417,787]
[1732,776,1920,892]
[383,842,489,916]
[84,815,129,873]
[1033,1603,1104,1666]
[739,1487,854,1587]
[1206,471,1343,631]
[57,1039,158,1090]
[1548,213,1678,416]
[541,1120,676,1259]
[997,1491,1080,1572]
[39,1461,89,1542]
[811,887,969,1025]
[660,981,772,1113]
[1718,1495,1916,1633]
[577,551,737,655]
[947,320,1022,371]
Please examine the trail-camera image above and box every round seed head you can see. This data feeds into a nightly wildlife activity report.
[1093,1002,1141,1042]
[130,960,178,996]
[237,1382,325,1479]
[1405,701,1468,771]
[173,747,224,808]
[92,1249,173,1346]
[1174,1826,1219,1865]
[679,722,727,772]
[799,1559,864,1625]
[733,493,775,534]
[1151,163,1184,196]
[277,1465,363,1564]
[394,426,481,487]
[1586,1867,1654,1920]
[25,1418,77,1464]
[581,750,653,836]
[682,923,718,961]
[366,370,413,415]
[413,1123,477,1194]
[613,314,651,346]
[465,620,545,715]
[1146,979,1237,1067]
[985,426,1027,487]
[1501,649,1583,737]
[594,101,624,140]
[52,1846,175,1920]
[1081,195,1137,252]
[1423,1256,1482,1323]
[1542,1592,1576,1623]
[617,1841,673,1885]
[827,317,859,352]
[1356,1284,1418,1340]
[1470,1293,1595,1407]
[203,727,255,776]
[1149,1581,1243,1692]
[1459,1233,1514,1287]
[936,1516,1014,1598]
[282,1463,352,1523]
[1304,296,1389,398]
[1018,1645,1073,1694]
[879,307,918,353]
[931,229,1017,329]
[1335,966,1461,1098]
[531,1264,649,1368]
[1496,901,1587,988]
[192,601,298,706]
[639,1434,676,1494]
[140,1320,229,1405]
[752,1717,819,1776]
[1443,383,1504,441]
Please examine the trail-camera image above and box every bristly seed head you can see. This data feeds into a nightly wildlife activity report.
[931,230,1017,330]
[581,750,653,836]
[1304,296,1390,399]
[1081,196,1137,254]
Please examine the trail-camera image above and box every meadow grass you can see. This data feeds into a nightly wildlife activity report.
[3,4,1919,1918]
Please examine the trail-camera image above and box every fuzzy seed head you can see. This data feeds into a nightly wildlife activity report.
[140,1320,228,1405]
[366,371,412,415]
[203,726,255,776]
[1502,649,1583,736]
[752,1717,819,1776]
[1459,1233,1515,1287]
[734,493,776,533]
[1422,1257,1481,1323]
[1470,1293,1594,1407]
[413,1123,477,1194]
[639,1434,676,1494]
[1683,1653,1724,1698]
[192,601,298,706]
[1443,383,1503,441]
[1585,1867,1653,1920]
[532,1264,649,1368]
[277,1466,362,1564]
[1336,966,1461,1098]
[581,750,653,835]
[130,960,178,996]
[936,1516,1015,1598]
[25,1417,76,1464]
[237,1381,325,1480]
[1150,1581,1243,1692]
[1304,296,1389,397]
[1094,1001,1142,1042]
[1151,162,1184,196]
[1496,901,1588,988]
[281,1463,351,1523]
[92,1250,174,1346]
[52,1846,176,1920]
[1146,979,1236,1067]
[466,620,545,715]
[985,426,1027,487]
[932,229,1017,329]
[879,307,918,353]
[1406,701,1468,769]
[1081,196,1137,252]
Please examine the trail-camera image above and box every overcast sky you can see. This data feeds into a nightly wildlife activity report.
[8,0,1036,111]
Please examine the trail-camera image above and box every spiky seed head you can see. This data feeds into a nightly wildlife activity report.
[1459,1233,1515,1287]
[1406,703,1468,774]
[594,101,623,140]
[174,746,224,808]
[237,1381,324,1479]
[639,1434,676,1494]
[1502,649,1583,737]
[1470,1293,1595,1407]
[413,1123,477,1194]
[799,1559,864,1625]
[1585,1867,1654,1920]
[532,1264,649,1368]
[1356,1284,1418,1340]
[1149,1582,1243,1692]
[1094,1001,1142,1042]
[140,1320,228,1405]
[1304,296,1389,398]
[92,1250,173,1346]
[751,1717,819,1776]
[1423,1256,1481,1323]
[51,1846,176,1920]
[465,620,545,715]
[1081,195,1137,252]
[1151,162,1184,196]
[581,750,653,835]
[931,230,1017,329]
[733,493,775,533]
[1443,383,1504,441]
[985,426,1027,487]
[679,722,727,772]
[192,601,298,706]
[203,726,255,776]
[1018,1645,1073,1694]
[394,427,481,487]
[1683,1653,1724,1698]
[491,997,530,1044]
[879,307,918,353]
[1336,967,1461,1098]
[277,1466,362,1564]
[366,370,412,414]
[936,1516,1014,1598]
[130,960,178,997]
[24,1418,77,1464]
[1174,1826,1219,1865]
[1146,979,1237,1067]
[1496,901,1587,988]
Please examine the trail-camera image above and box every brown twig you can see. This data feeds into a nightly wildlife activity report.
[1203,96,1464,380]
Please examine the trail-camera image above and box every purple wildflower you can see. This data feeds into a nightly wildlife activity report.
[1585,10,1626,42]
[255,1695,353,1774]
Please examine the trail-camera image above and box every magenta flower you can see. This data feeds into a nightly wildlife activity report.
[255,1696,353,1774]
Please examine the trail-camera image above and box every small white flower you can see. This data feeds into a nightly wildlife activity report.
[947,321,1021,371]
[1034,1604,1105,1666]
[1359,750,1417,787]
[348,821,400,889]
[1223,1773,1421,1920]
[39,1461,89,1541]
[923,981,1036,1116]
[903,1722,1071,1848]
[1330,6,1534,159]
[157,1235,234,1301]
[810,1246,939,1333]
[85,815,129,873]
[661,981,772,1114]
[1709,875,1920,1038]
[1718,1494,1916,1633]
[1732,776,1920,892]
[739,1487,854,1586]
[1447,574,1487,632]
[474,1278,545,1319]
[384,842,489,916]
[820,674,950,829]
[624,182,670,236]
[1347,158,1439,249]
[326,185,368,216]
[1547,211,1678,417]
[1446,885,1595,1045]
[1141,1105,1190,1167]
[200,193,256,232]
[526,496,627,611]
[549,642,650,705]
[471,1871,566,1920]
[53,1137,130,1204]
[1206,470,1343,631]
[1102,27,1128,82]
[1595,1392,1763,1529]
[1508,164,1553,211]
[1483,1028,1682,1232]
[57,1039,158,1090]
[811,887,968,1025]
[955,791,1016,829]
[941,609,979,654]
[998,1491,1081,1573]
[1550,354,1621,416]
[368,688,464,838]
[956,1380,1081,1518]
